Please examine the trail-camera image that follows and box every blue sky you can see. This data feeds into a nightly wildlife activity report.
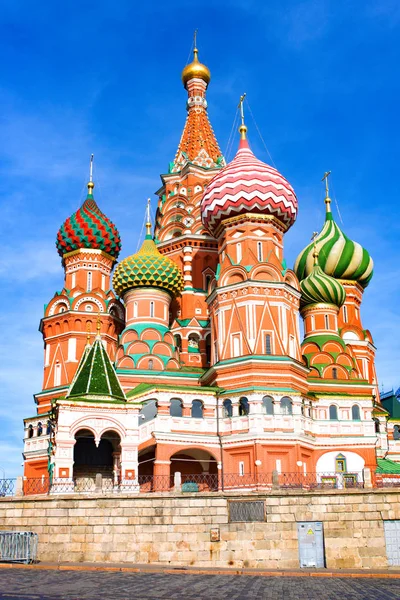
[1,0,399,478]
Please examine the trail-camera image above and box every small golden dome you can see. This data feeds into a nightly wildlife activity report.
[182,48,211,88]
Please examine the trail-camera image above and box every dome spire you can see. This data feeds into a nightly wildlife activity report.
[145,198,152,239]
[238,93,249,148]
[321,170,332,215]
[87,153,94,196]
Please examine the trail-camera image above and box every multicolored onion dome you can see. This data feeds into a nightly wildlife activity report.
[300,258,346,309]
[294,201,373,288]
[56,183,121,259]
[182,47,211,88]
[113,232,184,298]
[201,131,298,235]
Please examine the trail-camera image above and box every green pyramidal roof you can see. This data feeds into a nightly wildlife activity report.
[67,337,126,401]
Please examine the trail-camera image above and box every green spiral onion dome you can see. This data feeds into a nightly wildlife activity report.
[300,259,346,309]
[294,200,373,288]
[56,183,121,259]
[113,231,184,298]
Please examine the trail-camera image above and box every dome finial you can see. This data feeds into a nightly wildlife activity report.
[321,170,331,214]
[181,32,211,88]
[238,93,248,143]
[87,153,94,195]
[145,198,152,238]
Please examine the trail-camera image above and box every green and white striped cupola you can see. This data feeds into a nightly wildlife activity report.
[300,257,346,309]
[294,193,373,288]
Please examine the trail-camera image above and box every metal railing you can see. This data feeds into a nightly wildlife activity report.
[0,479,16,497]
[6,469,400,496]
[0,532,38,563]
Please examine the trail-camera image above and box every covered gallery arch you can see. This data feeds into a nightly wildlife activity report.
[170,447,218,491]
[73,428,121,484]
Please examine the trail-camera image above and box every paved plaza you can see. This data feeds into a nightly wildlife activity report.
[0,569,399,600]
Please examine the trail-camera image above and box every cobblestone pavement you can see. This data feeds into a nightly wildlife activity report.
[0,569,399,600]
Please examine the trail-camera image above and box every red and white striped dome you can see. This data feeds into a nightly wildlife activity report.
[201,137,298,234]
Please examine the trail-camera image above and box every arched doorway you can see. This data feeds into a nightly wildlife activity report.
[138,445,156,492]
[170,448,218,491]
[73,429,121,489]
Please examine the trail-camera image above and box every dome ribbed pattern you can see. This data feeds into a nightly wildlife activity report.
[201,140,297,234]
[300,264,346,308]
[113,236,184,298]
[294,212,373,288]
[56,195,121,259]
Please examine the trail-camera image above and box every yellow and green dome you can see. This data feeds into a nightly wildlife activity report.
[113,233,184,298]
[294,199,373,288]
[300,260,346,309]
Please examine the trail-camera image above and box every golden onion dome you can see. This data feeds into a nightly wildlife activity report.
[182,48,211,88]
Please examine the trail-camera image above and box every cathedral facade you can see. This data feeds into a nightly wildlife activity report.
[23,46,393,491]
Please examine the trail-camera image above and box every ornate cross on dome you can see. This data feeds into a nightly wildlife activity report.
[321,170,332,212]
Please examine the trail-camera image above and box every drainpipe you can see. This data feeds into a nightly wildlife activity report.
[216,396,224,491]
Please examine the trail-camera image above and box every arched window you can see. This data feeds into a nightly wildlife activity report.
[343,305,348,323]
[150,302,154,318]
[188,333,200,352]
[329,405,338,420]
[205,274,212,292]
[174,334,182,352]
[394,425,400,440]
[148,359,153,370]
[374,418,380,433]
[139,399,158,424]
[46,421,52,436]
[236,243,242,264]
[223,399,232,418]
[265,334,272,355]
[262,395,274,416]
[257,241,263,262]
[351,404,361,421]
[280,396,293,416]
[191,400,203,418]
[54,362,61,387]
[37,422,43,437]
[324,314,329,329]
[133,302,138,318]
[239,397,249,416]
[332,367,338,380]
[27,425,33,439]
[170,398,183,417]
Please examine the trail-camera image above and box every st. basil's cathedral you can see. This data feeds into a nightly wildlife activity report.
[22,45,398,491]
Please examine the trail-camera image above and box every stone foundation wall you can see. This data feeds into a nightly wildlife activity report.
[0,489,398,569]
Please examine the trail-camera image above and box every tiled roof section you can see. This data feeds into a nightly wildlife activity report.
[67,337,125,401]
[172,108,223,173]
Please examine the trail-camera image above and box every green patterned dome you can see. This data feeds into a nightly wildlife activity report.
[113,233,184,298]
[294,200,373,288]
[300,259,346,309]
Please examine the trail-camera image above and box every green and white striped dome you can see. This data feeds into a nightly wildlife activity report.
[300,262,346,309]
[294,204,373,288]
